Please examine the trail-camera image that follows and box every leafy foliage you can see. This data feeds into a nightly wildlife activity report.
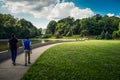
[46,14,120,39]
[46,20,57,35]
[0,14,42,39]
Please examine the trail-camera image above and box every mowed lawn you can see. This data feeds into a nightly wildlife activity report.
[21,40,120,80]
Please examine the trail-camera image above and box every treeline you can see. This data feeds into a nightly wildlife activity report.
[46,14,120,39]
[0,14,41,39]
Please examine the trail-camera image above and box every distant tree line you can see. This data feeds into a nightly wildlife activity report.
[46,14,120,39]
[0,14,42,39]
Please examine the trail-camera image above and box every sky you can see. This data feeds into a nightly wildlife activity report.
[0,0,120,29]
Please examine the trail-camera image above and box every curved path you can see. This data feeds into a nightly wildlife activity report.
[0,43,62,80]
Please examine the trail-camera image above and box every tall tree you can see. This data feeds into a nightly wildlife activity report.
[46,20,57,35]
[0,14,41,39]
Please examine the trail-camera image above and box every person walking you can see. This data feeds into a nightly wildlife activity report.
[8,33,18,65]
[23,36,32,66]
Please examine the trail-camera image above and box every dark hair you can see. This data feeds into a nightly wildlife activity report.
[26,36,29,39]
[11,33,15,37]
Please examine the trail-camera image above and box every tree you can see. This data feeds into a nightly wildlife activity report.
[112,22,120,39]
[112,31,119,39]
[105,31,111,39]
[73,19,81,35]
[0,14,41,39]
[46,20,56,35]
[55,31,61,38]
[81,30,89,37]
[118,22,120,30]
[66,29,73,37]
[45,14,120,39]
[93,14,102,21]
[101,31,105,39]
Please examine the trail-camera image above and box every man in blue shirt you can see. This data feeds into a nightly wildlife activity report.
[23,36,32,66]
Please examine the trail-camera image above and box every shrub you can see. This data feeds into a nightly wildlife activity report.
[42,34,52,38]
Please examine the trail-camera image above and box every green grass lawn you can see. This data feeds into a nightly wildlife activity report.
[21,40,120,80]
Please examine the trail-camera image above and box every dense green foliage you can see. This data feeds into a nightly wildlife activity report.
[0,14,41,39]
[46,14,120,39]
[21,40,120,80]
[46,20,57,35]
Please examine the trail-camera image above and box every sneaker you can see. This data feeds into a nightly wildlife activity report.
[13,62,16,66]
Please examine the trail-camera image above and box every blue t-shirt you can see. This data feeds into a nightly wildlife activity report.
[23,39,31,50]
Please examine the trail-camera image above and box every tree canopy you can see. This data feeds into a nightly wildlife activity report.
[46,14,120,39]
[0,14,41,39]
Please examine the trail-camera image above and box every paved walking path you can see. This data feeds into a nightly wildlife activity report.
[0,43,62,80]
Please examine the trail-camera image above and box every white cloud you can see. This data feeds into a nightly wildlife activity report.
[1,0,95,28]
[1,0,58,14]
[48,2,75,20]
[48,2,95,20]
[71,7,94,19]
[107,13,114,17]
[1,0,95,20]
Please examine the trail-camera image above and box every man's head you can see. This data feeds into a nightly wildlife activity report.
[11,33,15,37]
[26,36,29,39]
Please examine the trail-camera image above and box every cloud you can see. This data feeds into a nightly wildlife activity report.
[47,2,95,20]
[48,2,75,20]
[1,0,58,14]
[71,7,94,19]
[107,13,114,17]
[1,0,95,20]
